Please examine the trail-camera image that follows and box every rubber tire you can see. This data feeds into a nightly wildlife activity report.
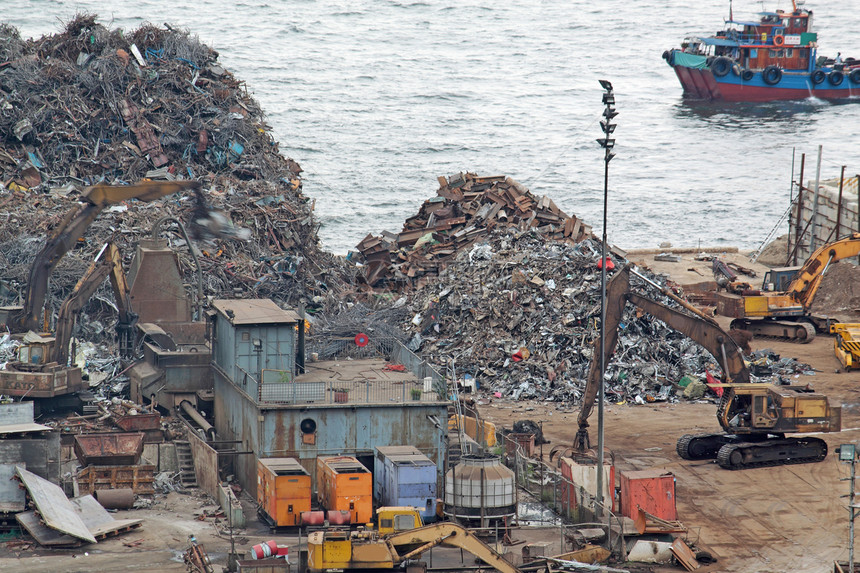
[710,57,732,78]
[810,69,826,85]
[828,70,844,86]
[741,69,754,81]
[762,66,782,85]
[850,69,860,84]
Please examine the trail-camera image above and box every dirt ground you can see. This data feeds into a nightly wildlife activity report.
[481,328,859,573]
[478,249,860,573]
[2,248,859,572]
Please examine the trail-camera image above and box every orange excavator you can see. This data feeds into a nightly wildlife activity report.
[555,265,841,470]
[0,180,202,335]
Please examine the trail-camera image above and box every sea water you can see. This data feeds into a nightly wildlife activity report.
[5,0,860,255]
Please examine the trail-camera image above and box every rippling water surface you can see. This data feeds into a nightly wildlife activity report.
[5,1,860,254]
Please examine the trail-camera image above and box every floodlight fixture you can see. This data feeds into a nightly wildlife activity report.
[839,443,857,462]
[599,79,613,91]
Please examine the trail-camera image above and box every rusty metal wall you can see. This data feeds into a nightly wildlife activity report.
[186,429,220,498]
[127,240,192,323]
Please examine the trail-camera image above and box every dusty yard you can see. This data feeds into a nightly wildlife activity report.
[2,249,858,572]
[480,248,860,573]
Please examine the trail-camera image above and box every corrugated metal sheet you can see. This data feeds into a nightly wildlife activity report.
[16,466,97,544]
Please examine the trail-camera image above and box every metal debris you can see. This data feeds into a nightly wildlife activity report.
[0,16,351,353]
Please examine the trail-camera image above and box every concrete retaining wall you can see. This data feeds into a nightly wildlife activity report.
[790,175,860,263]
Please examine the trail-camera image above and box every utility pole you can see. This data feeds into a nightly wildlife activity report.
[595,79,617,518]
[838,443,858,573]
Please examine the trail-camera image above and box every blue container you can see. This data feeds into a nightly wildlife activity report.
[374,445,437,522]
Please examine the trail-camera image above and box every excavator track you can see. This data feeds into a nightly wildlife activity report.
[729,319,815,343]
[716,437,828,470]
[676,433,733,460]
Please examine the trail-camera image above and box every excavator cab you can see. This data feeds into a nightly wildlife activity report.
[751,393,780,428]
[761,267,800,292]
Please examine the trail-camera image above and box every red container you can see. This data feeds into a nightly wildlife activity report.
[326,510,351,525]
[619,469,676,521]
[300,510,325,526]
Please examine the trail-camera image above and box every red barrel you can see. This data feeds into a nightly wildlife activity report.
[300,510,325,526]
[326,510,351,525]
[250,540,278,560]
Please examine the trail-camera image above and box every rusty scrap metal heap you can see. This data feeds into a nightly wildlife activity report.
[355,172,593,288]
[395,227,814,403]
[0,16,350,333]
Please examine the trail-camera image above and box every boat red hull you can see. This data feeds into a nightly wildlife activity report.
[673,66,860,102]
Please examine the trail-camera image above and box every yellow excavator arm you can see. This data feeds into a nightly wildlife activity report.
[786,232,860,310]
[386,523,520,573]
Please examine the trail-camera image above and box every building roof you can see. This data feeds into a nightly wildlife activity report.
[259,457,308,476]
[212,299,301,325]
[376,445,434,466]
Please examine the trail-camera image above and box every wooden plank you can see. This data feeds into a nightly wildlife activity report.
[670,538,700,571]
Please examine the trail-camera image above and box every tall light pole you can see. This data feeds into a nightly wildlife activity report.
[595,79,617,517]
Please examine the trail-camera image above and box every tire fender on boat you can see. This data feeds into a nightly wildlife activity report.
[828,70,844,86]
[710,56,732,78]
[762,65,782,85]
[741,69,754,82]
[849,69,860,84]
[810,69,826,85]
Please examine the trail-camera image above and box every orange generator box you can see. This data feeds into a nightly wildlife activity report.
[316,455,372,525]
[257,457,311,526]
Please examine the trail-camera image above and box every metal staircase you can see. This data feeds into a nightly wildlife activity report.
[174,440,198,488]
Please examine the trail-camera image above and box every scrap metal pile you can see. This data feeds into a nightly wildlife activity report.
[0,16,350,335]
[355,172,593,289]
[395,227,815,403]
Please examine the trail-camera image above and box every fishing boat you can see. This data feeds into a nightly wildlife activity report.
[662,1,859,102]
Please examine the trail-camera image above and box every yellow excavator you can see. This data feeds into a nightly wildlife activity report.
[559,266,841,470]
[307,507,520,573]
[716,233,860,342]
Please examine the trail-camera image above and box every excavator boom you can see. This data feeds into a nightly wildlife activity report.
[386,523,519,572]
[52,244,116,366]
[11,180,200,333]
[785,232,860,309]
[567,266,749,455]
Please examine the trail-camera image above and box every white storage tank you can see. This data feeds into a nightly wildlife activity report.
[444,454,515,526]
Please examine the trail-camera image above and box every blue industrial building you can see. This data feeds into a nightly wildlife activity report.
[209,299,449,496]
